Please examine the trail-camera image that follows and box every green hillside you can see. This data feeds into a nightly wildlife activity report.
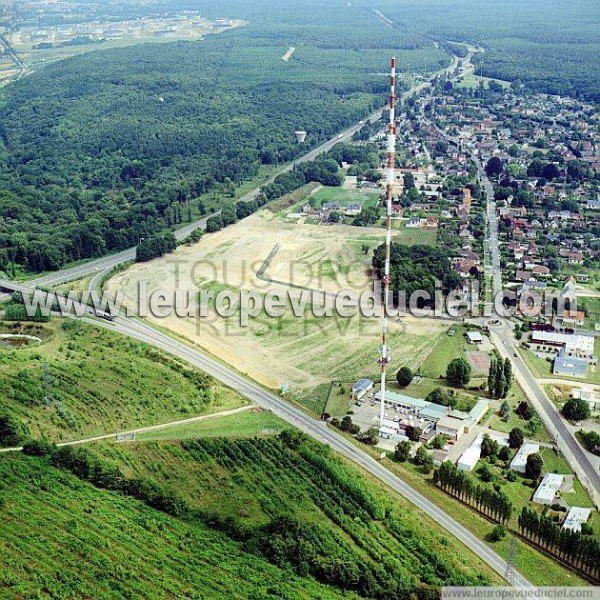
[0,320,245,444]
[0,454,349,599]
[50,433,500,596]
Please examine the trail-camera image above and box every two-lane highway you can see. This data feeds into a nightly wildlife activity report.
[0,278,531,587]
[416,80,600,507]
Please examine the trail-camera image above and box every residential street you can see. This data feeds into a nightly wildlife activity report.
[479,169,600,507]
[418,69,600,508]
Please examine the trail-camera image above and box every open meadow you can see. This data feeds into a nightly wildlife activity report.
[0,320,245,443]
[108,210,449,413]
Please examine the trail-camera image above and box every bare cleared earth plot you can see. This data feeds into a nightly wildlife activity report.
[108,210,448,412]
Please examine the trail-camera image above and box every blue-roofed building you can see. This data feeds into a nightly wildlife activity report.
[468,399,489,425]
[351,378,374,400]
[553,351,588,378]
[374,391,428,411]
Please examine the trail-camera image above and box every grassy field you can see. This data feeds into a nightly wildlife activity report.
[455,72,511,90]
[487,382,553,444]
[307,186,381,211]
[401,376,486,412]
[136,408,286,441]
[417,325,473,378]
[108,209,448,415]
[0,319,246,443]
[392,225,438,245]
[0,454,346,599]
[323,381,353,417]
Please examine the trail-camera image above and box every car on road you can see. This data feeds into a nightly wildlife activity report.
[95,309,115,321]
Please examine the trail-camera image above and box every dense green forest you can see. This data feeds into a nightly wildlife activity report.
[0,0,448,273]
[372,243,462,302]
[370,0,600,102]
[0,0,595,273]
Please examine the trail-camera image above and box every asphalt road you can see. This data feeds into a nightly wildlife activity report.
[474,158,502,296]
[417,78,600,507]
[0,277,531,586]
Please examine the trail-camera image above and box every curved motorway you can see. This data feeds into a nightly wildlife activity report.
[0,276,531,587]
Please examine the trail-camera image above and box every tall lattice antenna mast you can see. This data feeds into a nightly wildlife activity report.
[379,57,396,430]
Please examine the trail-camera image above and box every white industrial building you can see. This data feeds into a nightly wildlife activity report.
[467,399,489,429]
[562,507,592,532]
[466,331,484,344]
[372,391,490,442]
[436,415,465,441]
[374,391,428,412]
[532,473,564,505]
[509,442,540,473]
[457,430,506,472]
[352,378,374,401]
[572,389,600,412]
[530,331,595,358]
[458,434,483,472]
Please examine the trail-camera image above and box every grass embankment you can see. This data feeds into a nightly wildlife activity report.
[89,434,500,591]
[136,409,287,441]
[0,454,345,599]
[0,319,246,443]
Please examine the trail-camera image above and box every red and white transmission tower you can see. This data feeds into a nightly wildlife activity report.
[379,57,396,430]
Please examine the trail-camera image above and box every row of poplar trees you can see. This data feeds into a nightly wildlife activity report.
[519,507,600,581]
[433,461,512,524]
[488,355,513,399]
